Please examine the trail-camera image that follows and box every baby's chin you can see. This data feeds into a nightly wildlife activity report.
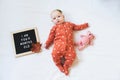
[56,21,64,24]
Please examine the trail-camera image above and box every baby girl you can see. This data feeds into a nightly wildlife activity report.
[45,9,89,75]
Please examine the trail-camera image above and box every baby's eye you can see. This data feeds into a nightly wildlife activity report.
[53,18,56,20]
[89,34,92,35]
[58,16,60,18]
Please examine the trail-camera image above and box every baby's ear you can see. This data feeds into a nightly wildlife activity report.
[63,15,65,18]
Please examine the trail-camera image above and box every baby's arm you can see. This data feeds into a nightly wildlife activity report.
[45,26,56,49]
[72,23,89,31]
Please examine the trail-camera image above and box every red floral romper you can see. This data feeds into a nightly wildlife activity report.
[45,22,88,74]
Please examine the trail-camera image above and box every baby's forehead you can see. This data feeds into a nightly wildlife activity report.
[51,10,62,17]
[51,10,61,15]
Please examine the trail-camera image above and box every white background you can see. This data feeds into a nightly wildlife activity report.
[0,0,120,80]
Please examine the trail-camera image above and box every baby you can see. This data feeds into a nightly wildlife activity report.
[45,9,89,75]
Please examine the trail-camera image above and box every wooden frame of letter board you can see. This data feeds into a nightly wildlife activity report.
[12,27,40,57]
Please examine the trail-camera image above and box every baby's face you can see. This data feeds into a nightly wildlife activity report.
[51,10,65,24]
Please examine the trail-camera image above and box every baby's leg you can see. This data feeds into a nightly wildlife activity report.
[52,53,64,73]
[52,42,67,73]
[64,51,76,75]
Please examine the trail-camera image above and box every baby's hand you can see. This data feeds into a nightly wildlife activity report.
[85,23,89,27]
[43,43,49,49]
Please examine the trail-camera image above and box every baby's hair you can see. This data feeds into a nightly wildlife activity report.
[52,9,63,14]
[55,9,63,14]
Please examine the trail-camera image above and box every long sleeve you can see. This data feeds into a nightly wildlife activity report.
[72,23,89,31]
[45,26,56,49]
